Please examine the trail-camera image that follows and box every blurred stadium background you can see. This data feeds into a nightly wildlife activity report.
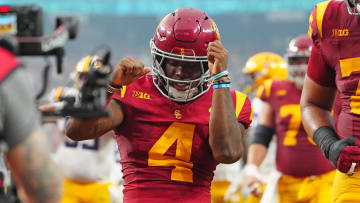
[3,0,322,98]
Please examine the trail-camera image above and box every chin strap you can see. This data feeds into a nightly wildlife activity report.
[167,85,199,100]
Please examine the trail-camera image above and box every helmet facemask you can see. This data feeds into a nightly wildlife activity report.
[287,56,309,89]
[346,0,360,15]
[150,40,211,102]
[285,35,312,89]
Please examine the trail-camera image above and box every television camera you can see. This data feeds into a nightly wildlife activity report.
[0,5,111,119]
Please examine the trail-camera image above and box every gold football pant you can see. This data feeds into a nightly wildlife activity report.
[331,169,360,203]
[60,178,114,203]
[245,191,264,203]
[278,170,335,203]
[211,180,244,203]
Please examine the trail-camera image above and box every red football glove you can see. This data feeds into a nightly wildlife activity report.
[313,126,360,173]
[332,139,360,173]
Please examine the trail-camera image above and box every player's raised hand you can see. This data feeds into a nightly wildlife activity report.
[111,57,151,86]
[207,40,228,76]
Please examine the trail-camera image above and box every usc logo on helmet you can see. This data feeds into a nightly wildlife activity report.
[180,48,185,56]
[210,19,220,40]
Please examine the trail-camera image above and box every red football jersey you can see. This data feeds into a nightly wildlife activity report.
[257,80,333,177]
[333,93,342,125]
[111,75,252,203]
[308,0,360,139]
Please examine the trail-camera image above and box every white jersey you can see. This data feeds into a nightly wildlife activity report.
[47,87,123,184]
[53,131,116,183]
[250,97,261,127]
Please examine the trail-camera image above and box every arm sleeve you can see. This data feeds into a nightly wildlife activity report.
[0,68,41,149]
[250,124,275,148]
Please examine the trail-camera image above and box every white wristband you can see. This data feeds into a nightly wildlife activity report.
[244,164,261,180]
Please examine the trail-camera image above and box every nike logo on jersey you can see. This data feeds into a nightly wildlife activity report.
[132,90,151,100]
[332,29,349,37]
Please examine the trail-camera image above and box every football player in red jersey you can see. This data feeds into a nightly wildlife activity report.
[223,52,288,203]
[65,8,252,203]
[301,1,360,202]
[245,35,334,203]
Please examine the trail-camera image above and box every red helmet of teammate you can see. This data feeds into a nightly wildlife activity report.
[284,34,312,89]
[150,7,220,102]
[345,0,360,15]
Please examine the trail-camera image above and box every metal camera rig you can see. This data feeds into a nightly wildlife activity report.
[1,5,112,119]
[0,4,79,98]
[61,47,112,119]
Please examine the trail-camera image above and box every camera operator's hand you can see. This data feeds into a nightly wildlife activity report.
[207,40,228,75]
[111,57,151,86]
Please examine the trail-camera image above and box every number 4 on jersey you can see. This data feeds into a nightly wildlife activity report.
[148,122,195,183]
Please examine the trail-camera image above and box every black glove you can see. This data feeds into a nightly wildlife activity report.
[313,126,360,173]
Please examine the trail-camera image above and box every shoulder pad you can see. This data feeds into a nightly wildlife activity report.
[256,79,273,99]
[234,90,248,118]
[308,1,331,39]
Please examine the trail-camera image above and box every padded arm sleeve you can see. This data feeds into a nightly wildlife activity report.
[250,124,275,148]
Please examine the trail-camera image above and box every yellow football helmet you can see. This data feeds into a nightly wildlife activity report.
[72,55,104,89]
[243,52,287,93]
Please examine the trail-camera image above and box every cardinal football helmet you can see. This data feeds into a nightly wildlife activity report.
[345,0,360,15]
[284,34,312,89]
[150,8,220,102]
